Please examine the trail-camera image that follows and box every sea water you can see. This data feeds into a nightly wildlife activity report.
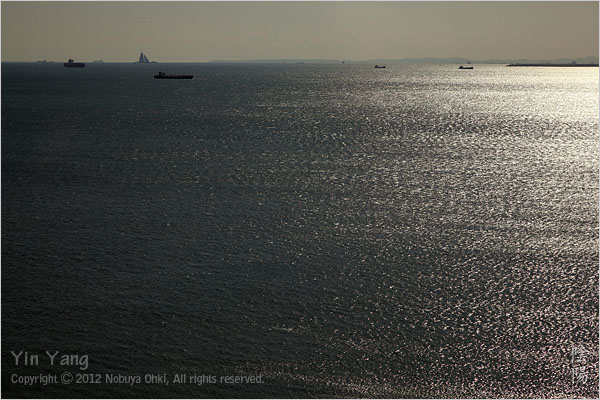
[2,62,598,397]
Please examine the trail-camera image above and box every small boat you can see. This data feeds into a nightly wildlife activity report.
[458,65,473,70]
[64,58,85,68]
[154,71,193,79]
[374,65,386,69]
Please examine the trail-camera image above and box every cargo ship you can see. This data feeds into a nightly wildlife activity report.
[64,58,85,68]
[154,71,193,79]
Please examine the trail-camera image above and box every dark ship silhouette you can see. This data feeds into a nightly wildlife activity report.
[154,71,193,80]
[64,58,85,68]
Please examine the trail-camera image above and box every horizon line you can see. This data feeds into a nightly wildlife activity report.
[4,55,599,64]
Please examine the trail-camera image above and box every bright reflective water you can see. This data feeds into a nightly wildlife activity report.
[2,63,598,397]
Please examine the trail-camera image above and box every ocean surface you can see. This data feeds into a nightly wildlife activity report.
[2,62,598,398]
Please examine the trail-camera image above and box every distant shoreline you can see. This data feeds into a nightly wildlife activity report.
[507,63,599,67]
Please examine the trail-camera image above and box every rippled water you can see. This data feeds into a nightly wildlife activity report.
[2,63,598,398]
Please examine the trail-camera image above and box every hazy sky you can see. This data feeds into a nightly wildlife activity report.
[2,1,598,62]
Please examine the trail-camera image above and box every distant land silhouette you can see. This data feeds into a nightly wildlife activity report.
[507,62,598,67]
[207,56,599,65]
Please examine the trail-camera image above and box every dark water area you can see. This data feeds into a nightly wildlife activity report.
[2,62,598,397]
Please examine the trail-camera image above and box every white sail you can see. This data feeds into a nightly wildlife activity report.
[143,54,149,63]
[138,52,145,63]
